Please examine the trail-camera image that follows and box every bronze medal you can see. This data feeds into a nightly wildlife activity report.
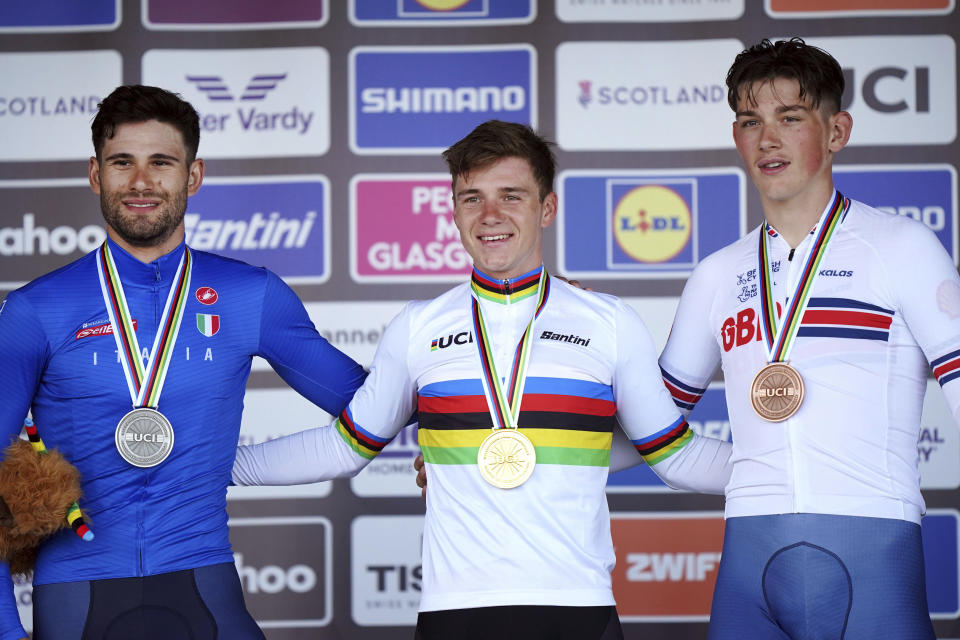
[750,362,804,422]
[477,429,536,489]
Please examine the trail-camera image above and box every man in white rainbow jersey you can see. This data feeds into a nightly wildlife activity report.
[659,38,960,639]
[232,120,733,640]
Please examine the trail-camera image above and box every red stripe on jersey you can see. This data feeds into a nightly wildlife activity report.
[933,358,960,380]
[802,309,893,329]
[663,380,701,404]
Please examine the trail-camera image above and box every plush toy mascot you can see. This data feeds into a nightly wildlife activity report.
[0,419,92,575]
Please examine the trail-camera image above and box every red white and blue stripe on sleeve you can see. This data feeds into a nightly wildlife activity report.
[660,367,706,412]
[932,348,960,388]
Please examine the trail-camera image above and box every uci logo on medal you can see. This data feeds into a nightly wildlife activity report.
[612,185,692,264]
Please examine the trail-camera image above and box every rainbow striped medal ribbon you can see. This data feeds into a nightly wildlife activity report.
[96,242,193,467]
[751,192,848,422]
[470,269,550,489]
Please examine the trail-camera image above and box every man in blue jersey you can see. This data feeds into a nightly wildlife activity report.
[232,120,733,640]
[0,85,366,640]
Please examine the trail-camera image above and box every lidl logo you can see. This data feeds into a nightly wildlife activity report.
[613,185,692,264]
[559,169,745,279]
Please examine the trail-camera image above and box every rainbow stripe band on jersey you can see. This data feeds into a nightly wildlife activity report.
[24,419,93,542]
[758,191,850,364]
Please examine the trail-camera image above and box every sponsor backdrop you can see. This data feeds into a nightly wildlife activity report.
[1,1,958,638]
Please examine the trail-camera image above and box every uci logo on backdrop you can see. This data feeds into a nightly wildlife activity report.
[801,35,956,146]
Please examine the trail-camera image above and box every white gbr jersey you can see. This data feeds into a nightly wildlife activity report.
[660,194,960,524]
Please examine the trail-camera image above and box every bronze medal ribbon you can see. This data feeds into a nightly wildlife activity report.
[758,191,849,363]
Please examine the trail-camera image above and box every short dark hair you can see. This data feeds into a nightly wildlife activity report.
[91,85,200,163]
[726,38,844,114]
[442,120,556,201]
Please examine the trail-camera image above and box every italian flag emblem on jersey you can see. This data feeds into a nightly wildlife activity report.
[196,313,220,337]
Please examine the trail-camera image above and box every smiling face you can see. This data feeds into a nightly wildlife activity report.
[89,119,204,261]
[453,156,557,281]
[732,77,851,220]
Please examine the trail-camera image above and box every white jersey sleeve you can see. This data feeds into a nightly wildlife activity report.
[612,299,731,493]
[885,219,960,425]
[233,303,418,485]
[658,254,725,414]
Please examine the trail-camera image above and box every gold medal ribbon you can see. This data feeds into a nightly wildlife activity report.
[470,268,550,432]
[96,242,193,409]
[758,191,849,363]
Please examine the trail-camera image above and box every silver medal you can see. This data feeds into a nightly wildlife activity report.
[115,408,175,468]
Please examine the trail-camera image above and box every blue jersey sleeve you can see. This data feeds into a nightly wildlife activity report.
[0,292,42,638]
[256,272,367,417]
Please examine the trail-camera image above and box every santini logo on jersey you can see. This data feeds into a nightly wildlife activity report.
[430,331,473,351]
[540,330,590,347]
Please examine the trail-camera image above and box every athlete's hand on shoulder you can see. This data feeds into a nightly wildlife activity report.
[414,453,427,499]
[554,275,592,291]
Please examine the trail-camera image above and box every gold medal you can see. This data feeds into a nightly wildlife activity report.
[477,429,536,489]
[750,362,804,422]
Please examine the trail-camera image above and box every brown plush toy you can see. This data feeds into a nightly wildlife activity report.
[0,427,92,575]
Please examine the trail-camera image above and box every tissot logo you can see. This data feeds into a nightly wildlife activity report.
[186,74,287,102]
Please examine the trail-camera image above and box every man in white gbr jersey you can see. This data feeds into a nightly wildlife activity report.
[233,120,732,640]
[658,38,960,639]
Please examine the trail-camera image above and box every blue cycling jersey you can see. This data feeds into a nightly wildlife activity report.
[0,238,366,638]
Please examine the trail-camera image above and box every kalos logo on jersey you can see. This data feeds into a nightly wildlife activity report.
[833,165,957,265]
[350,0,534,25]
[142,47,330,158]
[350,45,535,154]
[195,287,218,305]
[184,176,330,284]
[0,0,118,31]
[143,0,326,29]
[559,169,745,279]
[611,513,725,620]
[351,174,472,282]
